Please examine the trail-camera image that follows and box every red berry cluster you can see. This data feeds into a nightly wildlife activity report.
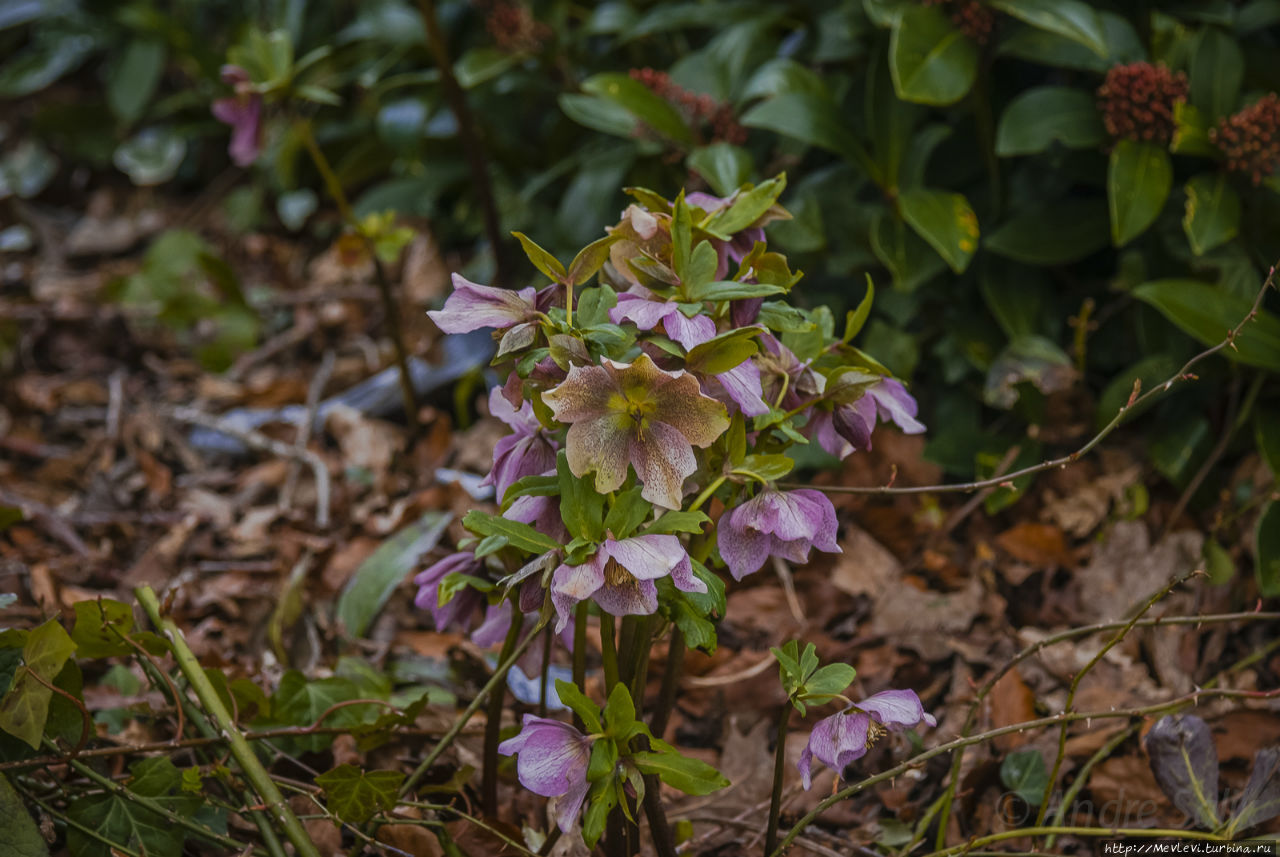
[1210,93,1280,185]
[1096,62,1189,144]
[922,0,995,45]
[629,67,748,146]
[479,0,549,54]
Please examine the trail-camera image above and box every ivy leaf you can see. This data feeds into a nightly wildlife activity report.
[1144,714,1221,830]
[0,668,51,749]
[0,772,49,857]
[67,758,200,857]
[268,671,370,752]
[70,599,135,659]
[1000,749,1048,805]
[633,750,729,795]
[316,764,404,824]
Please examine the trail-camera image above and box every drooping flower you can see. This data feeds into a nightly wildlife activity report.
[798,689,936,790]
[484,387,557,500]
[717,488,840,581]
[550,534,706,631]
[542,353,729,510]
[427,274,538,334]
[809,378,925,459]
[413,552,486,632]
[499,714,593,832]
[211,66,263,167]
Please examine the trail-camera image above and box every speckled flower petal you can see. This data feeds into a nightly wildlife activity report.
[645,367,731,449]
[542,362,618,424]
[550,555,606,632]
[669,552,707,594]
[604,534,685,580]
[593,577,659,617]
[631,420,698,510]
[870,379,926,434]
[717,501,771,581]
[427,275,538,333]
[716,361,770,417]
[564,413,633,495]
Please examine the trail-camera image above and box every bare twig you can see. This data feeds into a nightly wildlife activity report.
[782,268,1276,497]
[161,404,330,528]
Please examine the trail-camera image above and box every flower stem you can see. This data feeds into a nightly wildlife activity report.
[483,611,524,815]
[648,628,684,739]
[688,475,727,513]
[764,703,791,857]
[572,602,587,729]
[599,612,619,692]
[538,624,552,718]
[642,773,678,857]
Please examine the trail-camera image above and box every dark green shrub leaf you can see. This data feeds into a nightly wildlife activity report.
[687,144,754,197]
[454,47,516,90]
[1182,173,1241,256]
[898,189,979,273]
[337,512,451,638]
[316,764,404,824]
[1132,279,1280,372]
[1144,714,1221,829]
[987,199,1110,265]
[558,93,638,138]
[106,38,165,125]
[1109,140,1172,246]
[997,11,1144,72]
[582,73,692,145]
[1256,407,1280,476]
[986,0,1107,57]
[1189,27,1243,122]
[0,772,48,856]
[995,86,1105,155]
[889,4,978,106]
[1000,749,1048,805]
[983,336,1075,409]
[1256,501,1280,598]
[741,94,865,164]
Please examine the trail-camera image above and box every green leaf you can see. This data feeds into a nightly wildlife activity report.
[1256,407,1280,476]
[732,454,795,482]
[995,86,1106,155]
[1132,279,1280,373]
[454,47,517,90]
[898,189,979,273]
[684,280,786,302]
[316,764,404,824]
[633,750,729,795]
[1182,173,1241,256]
[843,276,875,343]
[681,241,720,295]
[987,199,1110,265]
[1257,501,1280,597]
[24,619,76,682]
[70,599,135,659]
[0,773,49,857]
[802,663,856,699]
[0,669,50,749]
[1203,538,1235,586]
[581,73,693,144]
[270,671,370,752]
[67,757,200,857]
[671,192,692,281]
[604,486,650,541]
[558,92,639,138]
[1095,354,1181,431]
[685,328,759,374]
[0,29,95,98]
[643,511,711,536]
[667,588,718,654]
[1189,27,1243,122]
[463,510,562,555]
[582,778,618,848]
[337,512,451,638]
[553,679,603,734]
[1000,749,1049,805]
[1171,101,1218,157]
[997,11,1145,72]
[889,4,978,106]
[1109,140,1172,246]
[512,232,567,283]
[702,175,786,238]
[687,144,754,197]
[741,94,872,171]
[603,683,637,737]
[107,38,166,125]
[557,451,605,542]
[568,234,621,287]
[986,0,1108,57]
[113,128,186,187]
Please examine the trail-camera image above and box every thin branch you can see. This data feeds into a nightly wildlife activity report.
[783,267,1276,497]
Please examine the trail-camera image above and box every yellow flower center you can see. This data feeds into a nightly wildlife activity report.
[604,558,636,590]
[864,720,888,750]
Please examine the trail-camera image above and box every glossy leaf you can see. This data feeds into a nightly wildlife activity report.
[995,86,1105,155]
[336,512,451,638]
[687,144,754,197]
[1144,714,1221,829]
[741,94,874,177]
[316,764,404,824]
[997,11,1145,72]
[1108,140,1172,246]
[898,188,979,273]
[1257,501,1280,598]
[1001,749,1049,805]
[1189,27,1243,121]
[986,0,1107,57]
[1182,173,1241,255]
[1132,279,1280,372]
[986,200,1110,265]
[889,4,978,106]
[633,750,729,795]
[463,510,562,555]
[582,73,692,144]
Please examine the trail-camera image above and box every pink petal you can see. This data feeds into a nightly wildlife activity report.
[631,421,697,510]
[604,534,685,580]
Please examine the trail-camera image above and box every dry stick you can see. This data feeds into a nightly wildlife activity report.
[296,120,418,432]
[135,586,322,857]
[400,620,545,797]
[1035,568,1200,825]
[771,686,1280,857]
[416,0,509,287]
[162,404,330,528]
[782,268,1276,498]
[763,703,792,857]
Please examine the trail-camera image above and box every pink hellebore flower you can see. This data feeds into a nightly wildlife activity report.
[550,534,706,631]
[499,714,592,832]
[483,387,557,500]
[542,353,729,510]
[798,689,936,790]
[809,378,925,459]
[717,488,840,581]
[211,66,263,167]
[413,552,486,633]
[427,273,538,334]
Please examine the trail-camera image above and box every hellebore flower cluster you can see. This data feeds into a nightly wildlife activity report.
[798,689,937,790]
[550,534,705,630]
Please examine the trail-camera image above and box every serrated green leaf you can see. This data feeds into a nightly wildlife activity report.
[463,510,562,555]
[995,86,1105,155]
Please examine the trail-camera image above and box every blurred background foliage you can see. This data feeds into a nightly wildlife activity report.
[3,0,1280,539]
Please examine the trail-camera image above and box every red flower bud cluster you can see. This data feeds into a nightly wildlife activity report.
[1210,93,1280,185]
[479,0,549,54]
[629,67,748,146]
[1096,62,1189,144]
[922,0,995,45]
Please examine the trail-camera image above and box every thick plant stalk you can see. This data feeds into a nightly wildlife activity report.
[648,629,684,739]
[483,613,524,815]
[135,586,322,857]
[763,704,791,857]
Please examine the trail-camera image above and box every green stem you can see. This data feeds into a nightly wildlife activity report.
[400,619,545,796]
[538,624,552,718]
[135,586,319,857]
[1045,723,1137,849]
[627,619,654,717]
[764,703,791,857]
[599,613,619,692]
[648,629,684,739]
[642,773,678,857]
[483,611,524,815]
[572,602,588,730]
[688,475,727,513]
